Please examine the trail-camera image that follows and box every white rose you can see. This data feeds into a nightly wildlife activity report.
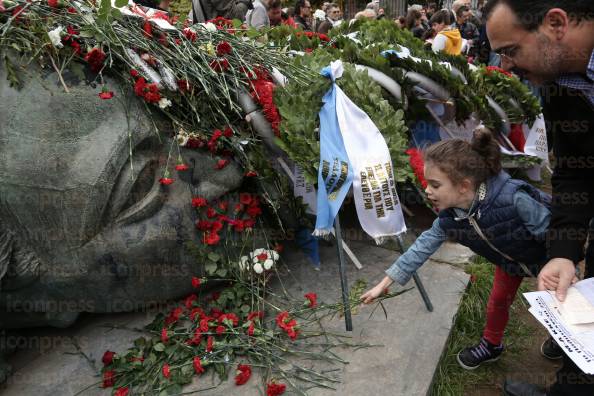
[263,259,273,270]
[253,262,263,274]
[158,98,172,109]
[48,26,64,49]
[313,9,326,21]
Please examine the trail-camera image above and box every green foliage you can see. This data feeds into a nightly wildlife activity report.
[275,52,412,184]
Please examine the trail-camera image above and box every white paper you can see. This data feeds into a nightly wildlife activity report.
[524,289,594,374]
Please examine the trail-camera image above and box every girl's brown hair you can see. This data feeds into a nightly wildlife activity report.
[424,127,502,187]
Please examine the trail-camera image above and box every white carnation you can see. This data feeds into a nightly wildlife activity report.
[48,26,64,49]
[253,262,263,274]
[158,98,172,109]
[263,259,274,270]
[272,251,280,261]
[313,9,326,21]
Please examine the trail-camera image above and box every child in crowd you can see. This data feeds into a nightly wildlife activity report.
[361,129,552,370]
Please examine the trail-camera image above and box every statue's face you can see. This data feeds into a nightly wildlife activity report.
[0,67,242,320]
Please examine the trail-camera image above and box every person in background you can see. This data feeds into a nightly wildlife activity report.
[354,8,376,21]
[317,3,341,34]
[426,2,437,19]
[395,15,406,28]
[246,0,269,29]
[267,0,282,26]
[429,9,462,55]
[293,0,312,30]
[281,7,297,27]
[405,9,425,39]
[454,5,479,55]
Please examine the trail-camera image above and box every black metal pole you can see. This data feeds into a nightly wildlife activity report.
[396,235,434,312]
[334,215,353,331]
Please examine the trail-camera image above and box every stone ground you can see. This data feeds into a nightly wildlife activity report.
[2,236,470,396]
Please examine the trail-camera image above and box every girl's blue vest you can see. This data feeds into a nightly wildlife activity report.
[438,172,551,277]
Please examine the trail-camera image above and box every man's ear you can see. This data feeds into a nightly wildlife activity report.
[542,8,570,40]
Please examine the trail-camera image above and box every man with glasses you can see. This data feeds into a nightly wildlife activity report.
[317,3,341,34]
[294,0,312,31]
[485,1,594,395]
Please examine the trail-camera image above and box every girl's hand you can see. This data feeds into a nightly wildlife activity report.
[360,276,394,304]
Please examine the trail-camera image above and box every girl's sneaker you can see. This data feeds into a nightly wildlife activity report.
[456,337,504,370]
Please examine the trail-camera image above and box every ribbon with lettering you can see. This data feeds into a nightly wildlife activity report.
[313,61,355,236]
[315,60,407,242]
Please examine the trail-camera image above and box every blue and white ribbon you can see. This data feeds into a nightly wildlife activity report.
[314,60,406,242]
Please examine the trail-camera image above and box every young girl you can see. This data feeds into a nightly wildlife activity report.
[361,129,551,370]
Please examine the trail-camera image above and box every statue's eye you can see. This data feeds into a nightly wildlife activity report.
[104,136,166,226]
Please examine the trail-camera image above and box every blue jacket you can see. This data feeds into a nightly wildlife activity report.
[386,172,551,284]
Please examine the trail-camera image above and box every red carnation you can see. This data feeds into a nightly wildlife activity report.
[84,47,106,73]
[183,28,197,42]
[143,20,152,38]
[405,148,427,189]
[191,276,201,288]
[192,197,208,207]
[245,170,257,177]
[159,177,174,185]
[211,221,223,233]
[235,364,252,385]
[216,325,225,335]
[256,252,268,261]
[304,292,318,308]
[203,231,220,245]
[266,382,286,396]
[247,311,264,321]
[115,387,129,396]
[274,243,284,253]
[247,205,262,218]
[165,307,183,325]
[175,163,189,171]
[47,0,59,8]
[233,220,245,233]
[196,220,210,231]
[98,90,114,100]
[206,207,217,218]
[193,357,205,374]
[216,41,232,56]
[162,363,171,378]
[199,318,210,332]
[223,127,233,137]
[130,69,139,78]
[247,321,255,336]
[185,294,197,309]
[206,335,214,352]
[161,328,169,343]
[215,159,229,169]
[102,351,116,366]
[239,193,253,205]
[187,328,202,345]
[102,370,116,388]
[244,218,256,228]
[209,58,230,73]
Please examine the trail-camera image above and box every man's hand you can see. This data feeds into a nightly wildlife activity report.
[360,276,393,304]
[537,258,578,302]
